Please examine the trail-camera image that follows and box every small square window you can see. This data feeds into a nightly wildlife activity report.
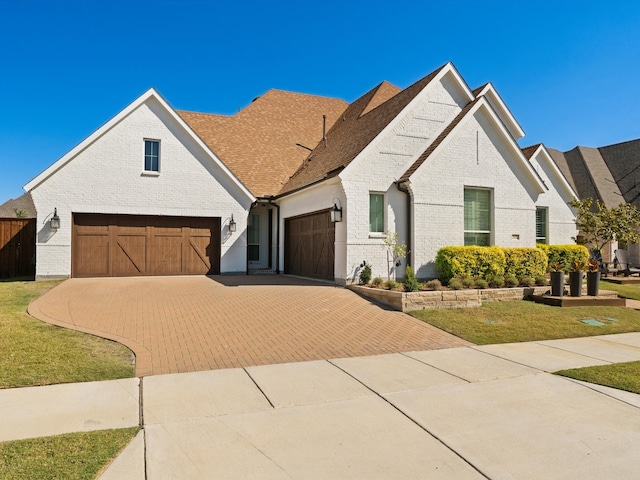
[144,140,160,172]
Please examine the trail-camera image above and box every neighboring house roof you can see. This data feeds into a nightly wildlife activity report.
[0,193,36,218]
[548,143,626,207]
[279,64,448,196]
[178,90,349,198]
[24,88,255,202]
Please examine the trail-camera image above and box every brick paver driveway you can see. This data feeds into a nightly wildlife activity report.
[28,276,471,376]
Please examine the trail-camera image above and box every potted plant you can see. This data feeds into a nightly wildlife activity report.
[549,262,565,297]
[586,259,600,296]
[569,262,585,297]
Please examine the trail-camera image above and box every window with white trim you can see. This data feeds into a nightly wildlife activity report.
[144,140,160,172]
[369,193,384,233]
[536,207,548,244]
[464,188,492,246]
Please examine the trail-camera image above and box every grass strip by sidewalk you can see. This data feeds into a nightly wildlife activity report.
[0,427,139,479]
[409,300,640,345]
[0,280,134,389]
[556,361,640,394]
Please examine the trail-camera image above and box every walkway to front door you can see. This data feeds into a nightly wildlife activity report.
[28,275,471,376]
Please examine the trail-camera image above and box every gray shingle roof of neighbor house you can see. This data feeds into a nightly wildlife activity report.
[0,193,36,218]
[548,139,640,208]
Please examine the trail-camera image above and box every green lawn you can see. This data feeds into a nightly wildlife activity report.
[409,300,640,345]
[0,280,134,389]
[556,361,640,394]
[600,279,640,301]
[0,428,139,479]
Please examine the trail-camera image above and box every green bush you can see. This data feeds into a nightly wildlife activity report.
[539,244,589,272]
[504,275,519,287]
[448,278,463,290]
[372,277,383,287]
[403,266,420,292]
[475,278,488,289]
[385,279,399,290]
[435,246,505,283]
[535,275,547,286]
[359,261,372,284]
[486,274,505,288]
[461,275,475,288]
[518,276,535,287]
[503,248,548,279]
[424,279,442,291]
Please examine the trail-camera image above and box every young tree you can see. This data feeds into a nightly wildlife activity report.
[383,232,407,280]
[569,198,640,252]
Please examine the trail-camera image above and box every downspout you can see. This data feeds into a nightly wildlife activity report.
[396,180,412,268]
[268,197,280,274]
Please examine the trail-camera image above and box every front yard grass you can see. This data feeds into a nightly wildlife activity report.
[555,361,640,394]
[409,300,640,345]
[0,280,134,389]
[0,427,139,479]
[599,279,640,301]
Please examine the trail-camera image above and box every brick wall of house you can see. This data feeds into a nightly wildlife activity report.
[29,96,252,279]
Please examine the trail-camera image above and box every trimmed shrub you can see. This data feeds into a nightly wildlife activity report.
[448,278,463,290]
[475,278,488,289]
[435,246,506,283]
[503,248,548,279]
[504,275,519,287]
[424,279,442,291]
[518,276,535,287]
[539,244,589,272]
[372,277,383,287]
[385,279,399,290]
[403,266,420,292]
[461,275,475,288]
[359,261,372,284]
[535,275,547,286]
[486,274,505,288]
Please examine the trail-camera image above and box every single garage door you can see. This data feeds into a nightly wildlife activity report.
[284,210,334,281]
[72,214,220,278]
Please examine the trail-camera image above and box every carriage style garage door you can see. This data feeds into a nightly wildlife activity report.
[72,214,221,278]
[284,210,335,281]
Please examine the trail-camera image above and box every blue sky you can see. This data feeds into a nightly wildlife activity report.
[1,0,639,204]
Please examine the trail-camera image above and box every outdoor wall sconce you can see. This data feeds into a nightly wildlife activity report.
[50,208,60,230]
[330,202,343,223]
[229,214,236,233]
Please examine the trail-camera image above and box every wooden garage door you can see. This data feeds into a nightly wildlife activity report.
[284,210,335,281]
[72,214,220,278]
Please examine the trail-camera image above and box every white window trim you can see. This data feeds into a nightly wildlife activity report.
[369,192,386,237]
[143,138,161,174]
[464,187,493,246]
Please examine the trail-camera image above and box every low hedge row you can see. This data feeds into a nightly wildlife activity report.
[436,244,588,283]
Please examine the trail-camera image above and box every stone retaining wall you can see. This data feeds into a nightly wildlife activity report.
[348,285,552,312]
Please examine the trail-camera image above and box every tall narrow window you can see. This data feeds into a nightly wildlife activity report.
[536,207,548,244]
[248,214,260,262]
[144,140,160,172]
[464,188,491,246]
[369,193,384,233]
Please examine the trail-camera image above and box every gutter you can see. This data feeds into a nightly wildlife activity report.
[396,180,412,268]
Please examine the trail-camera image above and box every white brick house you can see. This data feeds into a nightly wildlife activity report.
[24,62,577,282]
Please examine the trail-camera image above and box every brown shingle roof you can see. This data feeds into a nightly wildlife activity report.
[178,90,348,197]
[279,65,447,196]
[521,144,542,159]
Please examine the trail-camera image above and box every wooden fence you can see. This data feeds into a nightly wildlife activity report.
[0,218,36,279]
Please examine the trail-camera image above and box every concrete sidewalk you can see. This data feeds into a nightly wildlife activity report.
[2,333,640,479]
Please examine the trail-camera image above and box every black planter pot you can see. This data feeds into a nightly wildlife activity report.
[550,271,565,297]
[569,271,583,297]
[587,271,601,296]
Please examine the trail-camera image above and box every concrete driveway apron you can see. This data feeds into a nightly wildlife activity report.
[28,275,470,376]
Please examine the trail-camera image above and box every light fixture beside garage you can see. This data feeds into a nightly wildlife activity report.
[50,208,61,230]
[330,200,342,223]
[229,214,237,233]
